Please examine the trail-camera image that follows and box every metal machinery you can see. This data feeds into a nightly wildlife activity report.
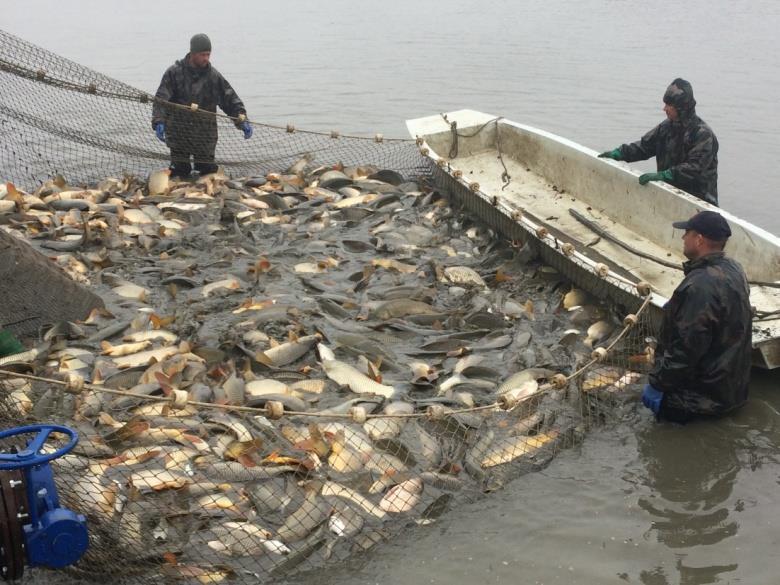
[0,424,88,580]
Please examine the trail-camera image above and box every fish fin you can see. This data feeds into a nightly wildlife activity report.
[135,450,161,464]
[495,267,512,282]
[155,371,173,396]
[181,433,207,448]
[5,182,23,208]
[151,313,175,329]
[236,454,256,467]
[367,359,382,383]
[254,350,273,367]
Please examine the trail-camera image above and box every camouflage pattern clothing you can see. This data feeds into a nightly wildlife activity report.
[649,252,752,422]
[619,111,719,205]
[616,79,717,205]
[152,56,246,175]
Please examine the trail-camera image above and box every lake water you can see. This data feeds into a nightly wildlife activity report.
[4,2,780,584]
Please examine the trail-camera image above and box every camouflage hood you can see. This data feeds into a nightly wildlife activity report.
[663,78,696,114]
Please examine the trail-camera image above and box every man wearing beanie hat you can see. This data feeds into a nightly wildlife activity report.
[641,211,752,423]
[152,33,252,178]
[598,78,719,206]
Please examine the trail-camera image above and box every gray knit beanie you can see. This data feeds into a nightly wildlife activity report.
[190,33,212,53]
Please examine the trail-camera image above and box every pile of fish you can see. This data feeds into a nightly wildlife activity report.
[0,161,645,582]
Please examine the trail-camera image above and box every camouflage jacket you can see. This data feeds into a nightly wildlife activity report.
[151,56,246,146]
[649,252,752,417]
[619,112,719,205]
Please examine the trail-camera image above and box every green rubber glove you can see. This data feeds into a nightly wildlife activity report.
[0,329,24,357]
[597,148,623,160]
[638,169,674,185]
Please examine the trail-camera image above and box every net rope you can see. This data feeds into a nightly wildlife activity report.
[0,293,651,422]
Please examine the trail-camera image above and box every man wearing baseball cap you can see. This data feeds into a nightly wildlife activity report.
[598,78,719,206]
[641,211,752,423]
[152,33,252,179]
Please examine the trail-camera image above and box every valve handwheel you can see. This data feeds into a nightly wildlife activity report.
[0,425,78,470]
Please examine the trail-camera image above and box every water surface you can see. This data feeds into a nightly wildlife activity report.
[3,0,779,232]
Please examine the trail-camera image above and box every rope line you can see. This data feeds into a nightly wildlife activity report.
[0,292,652,421]
[0,56,414,143]
[439,114,511,188]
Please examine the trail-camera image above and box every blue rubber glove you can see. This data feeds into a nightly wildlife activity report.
[240,121,252,139]
[154,122,166,143]
[641,383,664,415]
[638,169,674,186]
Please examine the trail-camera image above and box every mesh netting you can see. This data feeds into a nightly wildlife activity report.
[0,28,426,190]
[0,176,656,583]
[0,27,657,585]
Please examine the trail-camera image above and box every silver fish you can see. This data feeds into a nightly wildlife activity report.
[256,334,320,367]
[321,359,396,398]
[276,492,331,543]
[497,368,557,395]
[321,481,386,519]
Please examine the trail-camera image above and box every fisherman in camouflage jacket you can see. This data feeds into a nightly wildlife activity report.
[642,211,752,423]
[152,33,251,178]
[599,78,719,206]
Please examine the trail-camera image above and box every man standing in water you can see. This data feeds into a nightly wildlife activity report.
[152,33,252,178]
[598,78,719,206]
[642,211,752,423]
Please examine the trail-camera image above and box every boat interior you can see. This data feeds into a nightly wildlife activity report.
[407,110,780,365]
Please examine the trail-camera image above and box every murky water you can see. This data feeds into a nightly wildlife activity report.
[4,2,780,584]
[290,371,780,585]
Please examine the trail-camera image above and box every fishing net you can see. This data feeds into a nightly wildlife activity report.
[0,27,658,585]
[0,28,426,191]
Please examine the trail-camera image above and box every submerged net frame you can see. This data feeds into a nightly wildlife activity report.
[0,28,659,585]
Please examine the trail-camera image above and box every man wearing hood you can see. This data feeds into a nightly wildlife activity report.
[152,33,252,178]
[598,78,719,205]
[641,211,752,423]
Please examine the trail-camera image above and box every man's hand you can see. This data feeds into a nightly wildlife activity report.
[597,148,623,160]
[154,122,166,143]
[240,121,253,140]
[641,384,664,415]
[638,169,674,185]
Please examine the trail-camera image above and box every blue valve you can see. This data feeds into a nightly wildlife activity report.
[0,424,78,470]
[0,424,88,571]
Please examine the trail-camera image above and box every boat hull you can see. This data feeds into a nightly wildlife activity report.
[407,110,780,369]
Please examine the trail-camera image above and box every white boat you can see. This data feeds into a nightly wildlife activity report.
[406,110,780,369]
